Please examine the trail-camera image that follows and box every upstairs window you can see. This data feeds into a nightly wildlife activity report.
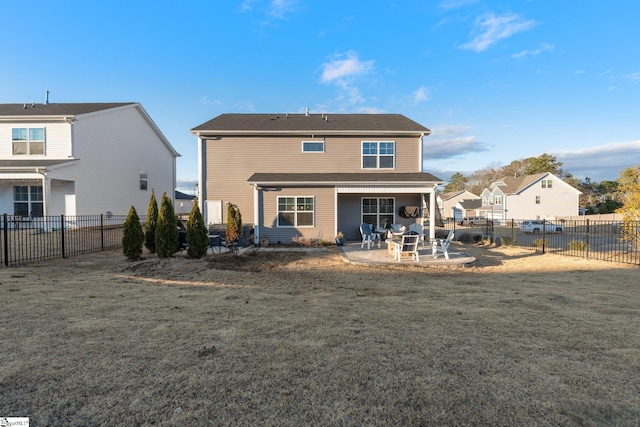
[541,179,553,188]
[302,141,324,153]
[494,195,503,205]
[535,195,541,204]
[362,141,395,169]
[12,127,45,155]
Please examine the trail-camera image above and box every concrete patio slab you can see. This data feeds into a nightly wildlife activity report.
[338,241,476,268]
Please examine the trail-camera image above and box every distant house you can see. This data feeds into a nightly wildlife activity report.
[479,172,581,220]
[0,102,179,218]
[191,112,443,243]
[456,198,483,219]
[175,190,196,215]
[437,190,481,221]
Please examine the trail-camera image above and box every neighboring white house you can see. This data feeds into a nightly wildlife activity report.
[479,172,581,220]
[437,190,481,221]
[0,102,179,218]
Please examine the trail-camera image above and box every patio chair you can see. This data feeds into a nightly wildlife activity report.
[360,223,381,249]
[432,229,455,259]
[389,223,406,238]
[394,234,420,262]
[408,223,425,248]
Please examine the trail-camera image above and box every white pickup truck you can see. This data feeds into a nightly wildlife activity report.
[520,220,564,234]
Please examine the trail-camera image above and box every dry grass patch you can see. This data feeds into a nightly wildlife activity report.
[1,245,639,426]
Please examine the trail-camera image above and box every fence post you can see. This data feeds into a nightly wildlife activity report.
[542,219,546,254]
[585,219,590,260]
[100,214,105,251]
[3,214,8,267]
[61,214,66,259]
[511,219,515,242]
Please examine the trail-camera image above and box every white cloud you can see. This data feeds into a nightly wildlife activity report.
[269,0,298,19]
[412,86,432,104]
[238,0,299,19]
[461,13,537,52]
[239,0,257,13]
[438,0,479,11]
[320,51,374,83]
[511,43,554,59]
[320,51,375,106]
[624,72,640,84]
[553,140,640,181]
[423,125,490,159]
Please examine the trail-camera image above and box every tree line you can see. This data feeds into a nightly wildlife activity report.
[443,153,638,215]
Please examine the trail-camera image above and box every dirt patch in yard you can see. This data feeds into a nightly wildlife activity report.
[1,244,639,426]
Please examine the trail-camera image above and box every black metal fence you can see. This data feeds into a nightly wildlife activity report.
[2,214,639,267]
[440,218,640,266]
[1,214,129,267]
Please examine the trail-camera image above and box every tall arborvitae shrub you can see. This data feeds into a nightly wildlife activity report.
[156,192,178,258]
[226,204,242,253]
[122,205,144,260]
[144,189,158,253]
[186,198,208,258]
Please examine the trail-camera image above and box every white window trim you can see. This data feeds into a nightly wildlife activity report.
[13,185,44,216]
[361,141,395,169]
[361,197,396,227]
[12,127,46,155]
[277,196,315,228]
[140,171,148,191]
[301,140,325,153]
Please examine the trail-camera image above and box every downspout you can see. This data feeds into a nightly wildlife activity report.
[419,132,425,172]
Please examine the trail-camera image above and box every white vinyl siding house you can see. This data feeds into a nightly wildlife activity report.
[480,173,581,220]
[0,102,179,217]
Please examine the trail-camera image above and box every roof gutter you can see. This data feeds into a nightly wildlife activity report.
[190,130,426,137]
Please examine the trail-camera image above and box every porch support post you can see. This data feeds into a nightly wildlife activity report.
[38,170,51,216]
[429,188,436,241]
[253,184,260,245]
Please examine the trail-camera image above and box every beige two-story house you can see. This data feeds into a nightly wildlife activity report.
[479,172,581,220]
[437,190,481,221]
[191,112,443,244]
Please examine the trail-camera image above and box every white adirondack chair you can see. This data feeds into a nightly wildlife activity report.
[394,234,420,262]
[432,230,455,259]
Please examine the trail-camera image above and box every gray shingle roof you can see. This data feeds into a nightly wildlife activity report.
[247,172,442,184]
[492,173,548,194]
[459,199,482,209]
[192,113,430,134]
[0,103,135,116]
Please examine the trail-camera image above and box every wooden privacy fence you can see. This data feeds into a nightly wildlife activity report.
[1,214,129,267]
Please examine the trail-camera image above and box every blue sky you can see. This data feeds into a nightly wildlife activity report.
[2,0,639,193]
